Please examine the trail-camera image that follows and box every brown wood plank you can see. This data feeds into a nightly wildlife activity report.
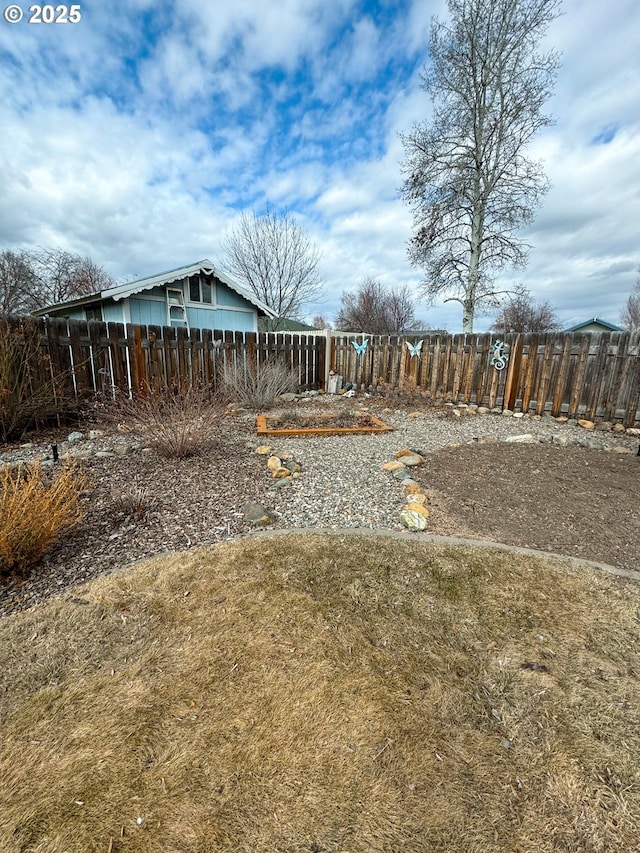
[568,334,591,417]
[534,334,555,415]
[585,332,610,420]
[551,334,572,416]
[503,334,523,411]
[621,331,640,425]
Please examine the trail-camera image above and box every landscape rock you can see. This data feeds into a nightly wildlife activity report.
[405,491,428,505]
[400,509,427,531]
[609,446,634,454]
[393,467,412,480]
[626,428,640,437]
[273,476,293,488]
[404,482,425,495]
[272,466,291,480]
[266,455,282,471]
[67,431,84,443]
[477,407,491,414]
[504,434,536,443]
[255,445,272,455]
[555,416,569,423]
[285,460,302,474]
[551,434,571,446]
[612,424,626,433]
[243,502,277,526]
[405,502,430,519]
[595,422,612,431]
[578,419,595,430]
[394,451,424,467]
[382,460,406,472]
[280,393,297,403]
[502,409,514,417]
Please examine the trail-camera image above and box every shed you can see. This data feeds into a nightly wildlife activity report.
[33,259,277,333]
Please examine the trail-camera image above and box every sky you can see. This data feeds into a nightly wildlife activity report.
[1,0,638,332]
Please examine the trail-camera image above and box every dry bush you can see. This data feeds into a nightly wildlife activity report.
[218,358,298,409]
[110,484,158,520]
[0,317,77,443]
[0,459,87,578]
[115,382,222,459]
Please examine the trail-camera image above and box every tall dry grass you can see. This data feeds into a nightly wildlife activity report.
[1,533,638,852]
[0,459,87,578]
[218,359,298,409]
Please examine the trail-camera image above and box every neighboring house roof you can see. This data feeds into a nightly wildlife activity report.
[564,318,624,332]
[33,259,277,318]
[258,316,318,332]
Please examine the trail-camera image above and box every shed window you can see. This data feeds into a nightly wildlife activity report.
[188,275,213,304]
[85,303,103,322]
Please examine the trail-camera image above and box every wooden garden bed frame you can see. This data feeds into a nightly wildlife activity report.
[256,413,393,437]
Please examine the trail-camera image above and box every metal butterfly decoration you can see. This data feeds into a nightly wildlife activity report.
[352,339,369,355]
[406,340,423,358]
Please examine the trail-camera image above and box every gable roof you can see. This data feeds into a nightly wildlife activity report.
[33,259,277,318]
[564,317,624,332]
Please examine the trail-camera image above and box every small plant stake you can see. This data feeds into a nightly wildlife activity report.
[51,444,59,463]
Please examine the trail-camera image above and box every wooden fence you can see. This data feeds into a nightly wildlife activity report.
[330,331,640,426]
[3,318,639,426]
[2,317,325,401]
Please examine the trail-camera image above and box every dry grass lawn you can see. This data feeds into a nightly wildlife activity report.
[1,533,639,853]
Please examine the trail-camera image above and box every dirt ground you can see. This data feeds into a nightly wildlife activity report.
[411,442,640,573]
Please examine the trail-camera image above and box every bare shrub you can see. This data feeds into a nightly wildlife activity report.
[115,383,222,459]
[111,484,158,520]
[0,317,77,443]
[218,359,298,409]
[0,459,87,578]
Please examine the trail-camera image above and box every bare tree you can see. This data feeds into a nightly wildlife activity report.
[0,251,38,315]
[335,277,420,334]
[221,209,324,330]
[31,249,115,306]
[620,266,640,331]
[1,248,115,314]
[400,0,561,333]
[312,314,329,329]
[491,287,559,333]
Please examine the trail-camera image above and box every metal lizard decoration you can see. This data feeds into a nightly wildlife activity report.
[490,340,509,371]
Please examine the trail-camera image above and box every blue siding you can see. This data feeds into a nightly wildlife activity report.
[185,305,257,332]
[216,283,251,308]
[102,301,125,323]
[63,307,86,321]
[129,297,166,326]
